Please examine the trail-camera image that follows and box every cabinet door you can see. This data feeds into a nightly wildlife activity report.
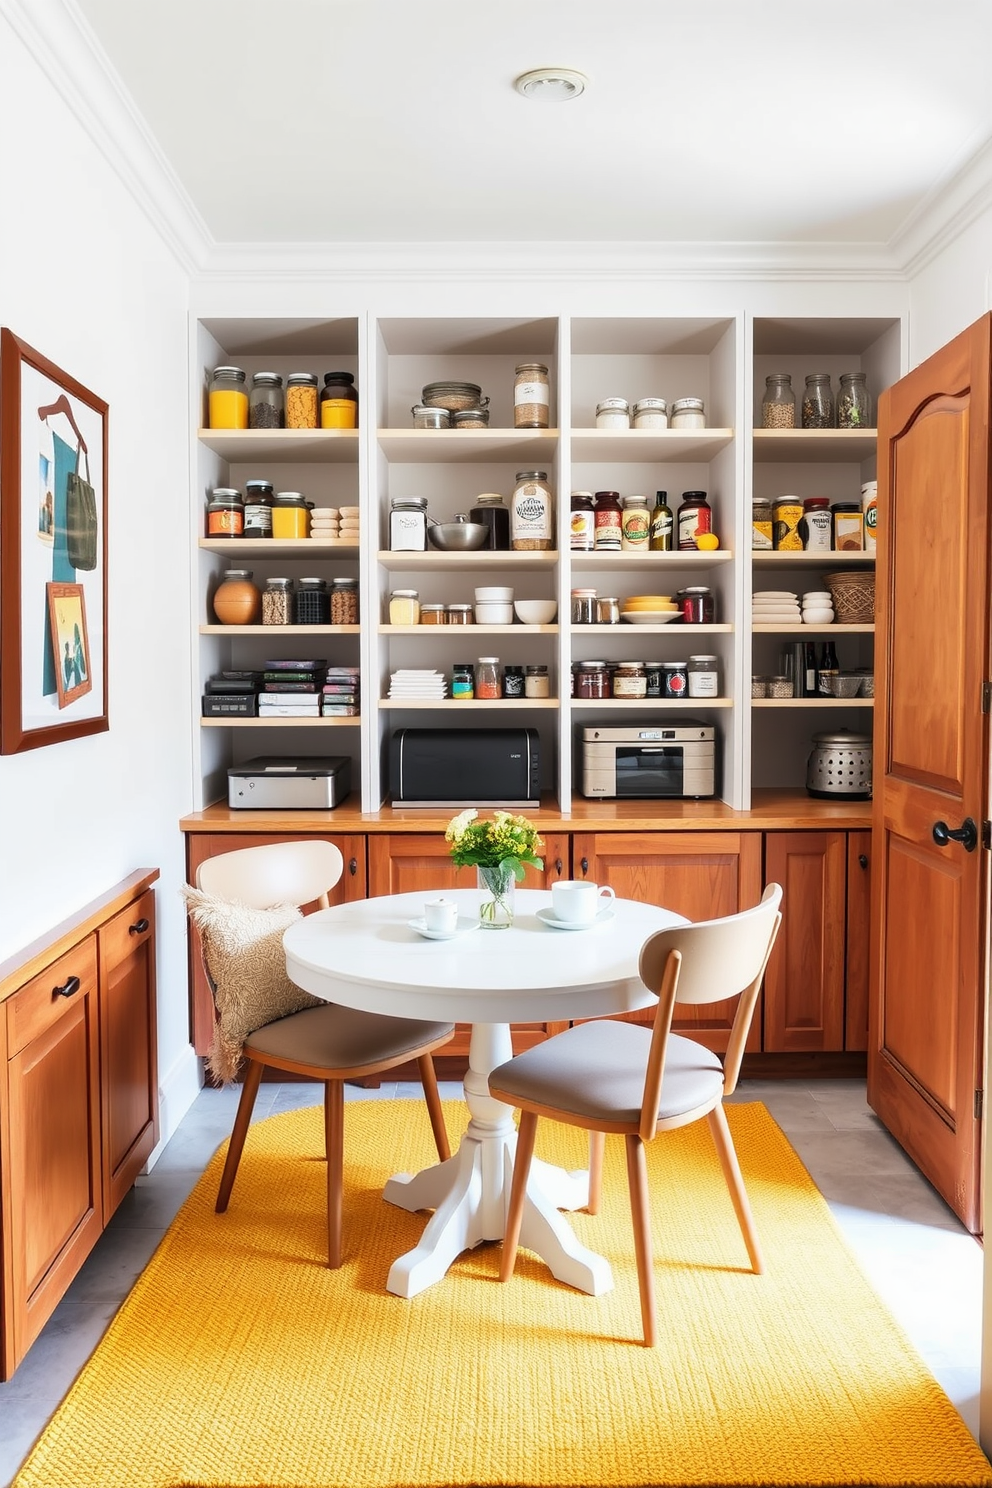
[3,937,102,1374]
[845,832,871,1052]
[762,832,846,1053]
[571,832,763,1050]
[185,833,367,1056]
[98,890,159,1219]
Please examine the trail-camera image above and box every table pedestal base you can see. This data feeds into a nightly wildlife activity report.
[383,1022,614,1300]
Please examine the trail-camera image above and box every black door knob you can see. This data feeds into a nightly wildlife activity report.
[932,817,978,852]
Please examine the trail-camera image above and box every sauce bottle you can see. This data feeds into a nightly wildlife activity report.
[593,490,622,551]
[649,491,674,550]
[677,491,712,550]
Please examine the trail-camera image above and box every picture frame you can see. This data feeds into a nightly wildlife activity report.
[1,329,108,753]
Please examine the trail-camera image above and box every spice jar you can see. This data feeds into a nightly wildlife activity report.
[390,496,428,551]
[832,501,864,551]
[294,576,329,625]
[271,492,310,539]
[570,491,595,551]
[661,660,689,698]
[576,661,609,699]
[262,577,293,626]
[688,655,720,697]
[206,488,244,538]
[514,363,550,429]
[452,663,475,700]
[677,491,712,549]
[330,578,358,625]
[837,372,871,428]
[761,374,795,429]
[510,471,553,550]
[411,404,450,429]
[389,589,420,625]
[801,497,832,553]
[669,397,706,429]
[752,497,773,550]
[208,367,248,429]
[446,603,474,625]
[525,665,550,698]
[469,493,510,550]
[680,586,715,624]
[503,665,525,698]
[593,490,622,551]
[248,371,284,430]
[571,588,598,625]
[595,397,630,429]
[801,373,834,429]
[613,661,647,699]
[649,491,674,551]
[475,657,502,699]
[286,372,318,429]
[597,596,621,625]
[621,495,651,551]
[420,603,446,626]
[213,569,260,625]
[631,398,668,429]
[319,371,358,429]
[243,479,274,538]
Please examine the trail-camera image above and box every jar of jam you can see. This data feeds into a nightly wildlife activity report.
[661,661,689,699]
[469,493,510,550]
[503,665,525,698]
[677,491,712,549]
[206,488,244,538]
[681,586,715,624]
[613,661,647,699]
[593,490,622,551]
[570,491,595,551]
[576,661,609,699]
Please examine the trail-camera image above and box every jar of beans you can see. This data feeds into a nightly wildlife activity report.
[801,373,834,429]
[761,374,795,429]
[330,578,358,625]
[837,372,871,428]
[286,372,319,429]
[262,577,293,626]
[249,372,284,429]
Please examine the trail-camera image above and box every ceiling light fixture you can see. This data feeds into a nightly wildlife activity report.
[514,67,588,102]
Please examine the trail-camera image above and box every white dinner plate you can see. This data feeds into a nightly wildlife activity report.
[536,906,616,931]
[408,916,480,941]
[620,611,682,626]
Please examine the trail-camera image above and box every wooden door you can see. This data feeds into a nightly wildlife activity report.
[571,831,763,1050]
[870,313,991,1232]
[762,832,846,1053]
[97,890,159,1219]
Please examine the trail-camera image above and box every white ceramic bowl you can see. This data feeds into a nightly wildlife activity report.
[474,603,515,625]
[802,608,835,625]
[475,586,513,603]
[513,599,557,625]
[620,610,683,626]
[802,591,832,602]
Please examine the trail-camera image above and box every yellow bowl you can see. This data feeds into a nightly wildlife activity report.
[623,596,675,609]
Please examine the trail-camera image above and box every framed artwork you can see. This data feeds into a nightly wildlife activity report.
[0,329,108,752]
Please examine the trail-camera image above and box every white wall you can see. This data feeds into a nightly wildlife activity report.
[0,9,200,1140]
[909,207,992,361]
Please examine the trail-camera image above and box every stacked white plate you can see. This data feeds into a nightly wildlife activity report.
[802,590,835,624]
[388,669,448,699]
[753,590,801,623]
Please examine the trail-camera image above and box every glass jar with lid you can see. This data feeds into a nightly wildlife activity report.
[452,663,475,700]
[249,372,284,430]
[446,603,474,625]
[514,363,550,429]
[677,491,712,549]
[285,372,319,429]
[271,491,310,539]
[761,374,795,429]
[243,478,274,538]
[570,588,598,625]
[801,373,834,429]
[661,660,689,698]
[330,578,358,625]
[294,576,329,625]
[680,586,715,623]
[503,665,525,698]
[411,404,451,429]
[469,493,510,550]
[570,491,595,551]
[595,397,630,429]
[669,397,706,429]
[205,487,244,538]
[390,496,428,551]
[621,495,650,551]
[593,490,622,551]
[510,471,553,550]
[631,398,668,429]
[837,372,871,428]
[388,589,420,625]
[419,603,446,626]
[576,660,609,699]
[475,657,502,699]
[752,496,773,550]
[208,367,248,429]
[613,661,647,699]
[688,655,720,697]
[525,664,550,698]
[319,371,358,429]
[262,577,293,626]
[801,496,832,553]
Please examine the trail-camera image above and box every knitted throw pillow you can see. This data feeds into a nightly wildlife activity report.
[182,886,323,1085]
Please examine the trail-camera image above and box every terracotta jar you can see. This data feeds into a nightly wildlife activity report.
[213,569,261,625]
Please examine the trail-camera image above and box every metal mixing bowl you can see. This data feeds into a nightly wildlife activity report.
[427,516,489,551]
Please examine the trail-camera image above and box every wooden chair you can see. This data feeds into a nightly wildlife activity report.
[195,840,454,1267]
[488,883,783,1344]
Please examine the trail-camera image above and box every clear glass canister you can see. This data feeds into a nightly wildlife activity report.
[571,588,598,625]
[262,577,293,626]
[411,404,451,429]
[389,589,420,625]
[330,578,358,624]
[208,366,248,429]
[576,661,609,698]
[688,655,720,697]
[249,371,284,430]
[285,372,319,429]
[514,363,550,429]
[475,657,502,699]
[452,663,474,700]
[420,603,447,625]
[837,372,871,428]
[320,371,358,429]
[761,373,795,429]
[525,665,550,698]
[510,470,553,550]
[669,397,706,429]
[390,496,428,550]
[446,603,474,625]
[801,373,834,429]
[294,576,329,624]
[632,398,668,429]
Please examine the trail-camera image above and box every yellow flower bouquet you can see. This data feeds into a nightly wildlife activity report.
[445,810,544,928]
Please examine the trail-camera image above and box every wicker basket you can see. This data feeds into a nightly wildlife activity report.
[825,570,875,624]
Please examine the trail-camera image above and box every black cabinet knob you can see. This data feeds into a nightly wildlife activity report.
[129,917,150,935]
[580,857,589,876]
[933,817,978,852]
[348,857,358,876]
[858,854,868,870]
[554,857,563,876]
[53,975,81,999]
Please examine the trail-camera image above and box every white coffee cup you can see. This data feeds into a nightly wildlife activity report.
[550,880,616,926]
[424,897,458,934]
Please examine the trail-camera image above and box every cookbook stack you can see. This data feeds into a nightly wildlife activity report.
[258,659,328,717]
[323,665,360,717]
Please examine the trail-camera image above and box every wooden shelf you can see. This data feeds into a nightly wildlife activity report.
[572,623,733,635]
[569,697,734,709]
[751,551,875,566]
[380,624,558,635]
[571,428,734,462]
[752,428,877,462]
[570,550,733,570]
[751,697,874,708]
[377,428,558,463]
[752,624,873,634]
[200,716,361,727]
[377,550,558,571]
[197,428,359,463]
[379,698,560,710]
[199,539,358,555]
[199,624,360,635]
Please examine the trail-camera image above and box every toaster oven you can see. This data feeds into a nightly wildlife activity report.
[580,722,716,799]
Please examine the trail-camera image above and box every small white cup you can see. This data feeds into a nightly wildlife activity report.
[424,897,458,934]
[551,880,616,926]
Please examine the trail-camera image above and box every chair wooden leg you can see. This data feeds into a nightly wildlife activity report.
[587,1131,605,1214]
[707,1103,763,1274]
[417,1053,450,1162]
[216,1058,264,1214]
[325,1080,345,1269]
[624,1133,657,1347]
[501,1110,538,1282]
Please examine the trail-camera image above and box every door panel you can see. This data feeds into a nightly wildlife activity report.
[762,833,846,1053]
[870,312,990,1232]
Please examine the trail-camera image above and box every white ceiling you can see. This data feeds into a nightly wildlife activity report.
[69,0,992,252]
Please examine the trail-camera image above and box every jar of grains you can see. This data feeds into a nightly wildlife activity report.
[837,372,871,428]
[206,487,244,538]
[510,471,553,550]
[761,374,795,429]
[475,657,502,699]
[389,589,420,625]
[801,373,834,429]
[243,479,274,538]
[330,578,358,624]
[262,577,293,626]
[208,366,248,429]
[613,661,647,699]
[411,404,450,429]
[285,372,319,429]
[669,397,706,429]
[249,372,284,430]
[513,363,550,429]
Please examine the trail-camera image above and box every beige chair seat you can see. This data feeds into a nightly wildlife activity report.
[491,1019,723,1129]
[246,1004,454,1069]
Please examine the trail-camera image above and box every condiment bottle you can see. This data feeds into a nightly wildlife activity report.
[649,491,674,551]
[570,491,595,551]
[818,640,839,696]
[621,495,650,551]
[677,491,712,549]
[593,490,622,551]
[208,367,248,429]
[861,480,878,555]
[319,371,358,428]
[243,479,274,538]
[801,497,832,553]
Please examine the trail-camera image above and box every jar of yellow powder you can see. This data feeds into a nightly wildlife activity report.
[208,366,248,429]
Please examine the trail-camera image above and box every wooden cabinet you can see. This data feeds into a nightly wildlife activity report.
[570,831,763,1050]
[0,871,158,1378]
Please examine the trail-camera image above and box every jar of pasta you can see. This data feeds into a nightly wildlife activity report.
[286,372,319,429]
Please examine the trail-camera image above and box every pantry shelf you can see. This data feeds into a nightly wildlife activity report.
[378,698,560,710]
[570,551,733,570]
[752,429,877,462]
[197,428,360,464]
[571,623,733,635]
[571,428,734,462]
[200,717,362,728]
[752,623,873,634]
[751,551,874,567]
[377,428,558,463]
[569,697,734,709]
[199,624,361,636]
[751,697,875,708]
[199,539,358,555]
[380,624,558,635]
[377,550,558,571]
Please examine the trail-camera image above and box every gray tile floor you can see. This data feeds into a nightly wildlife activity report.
[0,1077,984,1484]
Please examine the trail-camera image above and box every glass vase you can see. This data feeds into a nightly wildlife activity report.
[478,864,515,929]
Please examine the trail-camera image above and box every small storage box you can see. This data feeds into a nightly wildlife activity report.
[227,756,351,809]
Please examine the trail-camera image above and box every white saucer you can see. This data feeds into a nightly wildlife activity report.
[408,916,480,941]
[536,906,616,932]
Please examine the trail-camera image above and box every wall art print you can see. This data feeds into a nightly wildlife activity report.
[0,329,108,753]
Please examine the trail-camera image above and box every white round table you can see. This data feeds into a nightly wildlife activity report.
[283,887,685,1299]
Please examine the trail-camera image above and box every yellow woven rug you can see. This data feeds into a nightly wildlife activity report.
[15,1101,990,1488]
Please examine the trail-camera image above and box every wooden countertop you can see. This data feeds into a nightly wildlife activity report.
[180,790,872,835]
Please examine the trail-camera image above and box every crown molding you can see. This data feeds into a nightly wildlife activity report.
[1,0,211,275]
[891,131,992,279]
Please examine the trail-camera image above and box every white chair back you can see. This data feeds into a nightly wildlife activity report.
[196,839,344,910]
